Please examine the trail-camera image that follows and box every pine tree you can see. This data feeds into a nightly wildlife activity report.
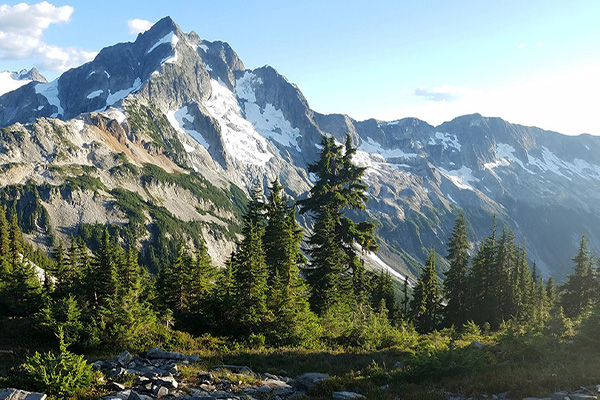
[468,221,497,326]
[52,239,73,297]
[91,228,118,307]
[513,242,534,324]
[232,185,271,336]
[0,206,10,258]
[299,134,377,315]
[410,248,442,333]
[156,242,188,314]
[263,179,318,345]
[560,235,595,319]
[371,269,399,322]
[443,212,470,327]
[187,237,218,319]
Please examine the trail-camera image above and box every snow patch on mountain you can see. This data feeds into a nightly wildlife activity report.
[439,166,479,190]
[103,108,127,124]
[235,71,262,103]
[198,44,208,52]
[359,137,418,159]
[525,147,600,181]
[147,32,179,54]
[244,103,301,151]
[485,143,526,171]
[428,131,461,151]
[106,78,142,107]
[0,71,32,96]
[166,106,209,150]
[205,79,273,166]
[35,80,63,117]
[364,250,407,282]
[86,90,103,99]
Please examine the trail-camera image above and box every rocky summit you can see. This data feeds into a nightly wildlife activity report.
[0,16,599,279]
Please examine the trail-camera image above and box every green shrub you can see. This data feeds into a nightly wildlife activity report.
[21,328,94,397]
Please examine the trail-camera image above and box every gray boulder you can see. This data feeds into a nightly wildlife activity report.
[146,347,187,360]
[0,389,47,400]
[117,351,133,367]
[295,372,329,389]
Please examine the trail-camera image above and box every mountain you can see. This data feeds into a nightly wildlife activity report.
[0,68,46,96]
[0,16,598,280]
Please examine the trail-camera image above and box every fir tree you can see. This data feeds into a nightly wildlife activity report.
[299,134,377,315]
[371,269,399,322]
[91,228,118,307]
[410,248,442,333]
[443,212,470,327]
[232,185,271,336]
[263,179,318,345]
[560,235,595,318]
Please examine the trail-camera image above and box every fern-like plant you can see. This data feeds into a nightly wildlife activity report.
[21,326,93,397]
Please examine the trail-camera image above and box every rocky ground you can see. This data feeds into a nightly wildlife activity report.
[2,348,600,400]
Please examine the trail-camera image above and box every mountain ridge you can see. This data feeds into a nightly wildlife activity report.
[0,16,598,280]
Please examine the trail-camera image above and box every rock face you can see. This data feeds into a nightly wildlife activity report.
[1,16,600,278]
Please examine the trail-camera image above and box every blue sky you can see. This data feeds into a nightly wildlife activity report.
[0,0,599,135]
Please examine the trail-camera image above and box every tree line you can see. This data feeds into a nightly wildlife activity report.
[0,133,595,351]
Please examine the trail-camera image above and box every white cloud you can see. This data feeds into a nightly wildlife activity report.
[518,43,526,49]
[128,18,152,35]
[537,42,544,46]
[0,2,95,71]
[414,83,470,102]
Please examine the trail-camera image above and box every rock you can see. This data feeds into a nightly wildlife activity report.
[393,361,406,369]
[117,351,133,367]
[0,389,47,400]
[187,396,217,400]
[152,386,168,398]
[101,390,131,400]
[155,375,178,389]
[470,341,485,349]
[551,393,570,400]
[332,392,366,399]
[210,391,239,399]
[107,367,127,377]
[93,360,104,371]
[146,347,187,360]
[110,382,126,391]
[568,395,598,400]
[212,365,254,376]
[295,372,330,389]
[127,391,153,400]
[198,372,214,384]
[187,354,201,363]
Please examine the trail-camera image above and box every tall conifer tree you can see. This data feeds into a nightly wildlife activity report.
[443,212,470,327]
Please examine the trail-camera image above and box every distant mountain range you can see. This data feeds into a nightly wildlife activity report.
[1,16,599,280]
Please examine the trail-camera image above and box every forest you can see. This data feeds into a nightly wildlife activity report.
[1,134,600,399]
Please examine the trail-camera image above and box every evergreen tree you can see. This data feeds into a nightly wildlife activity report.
[468,221,497,326]
[52,239,73,297]
[299,134,377,315]
[263,179,318,345]
[371,269,399,322]
[560,235,595,319]
[91,228,118,307]
[187,237,217,314]
[156,242,188,314]
[232,185,271,336]
[0,206,10,258]
[443,212,470,327]
[410,249,442,333]
[513,242,534,324]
